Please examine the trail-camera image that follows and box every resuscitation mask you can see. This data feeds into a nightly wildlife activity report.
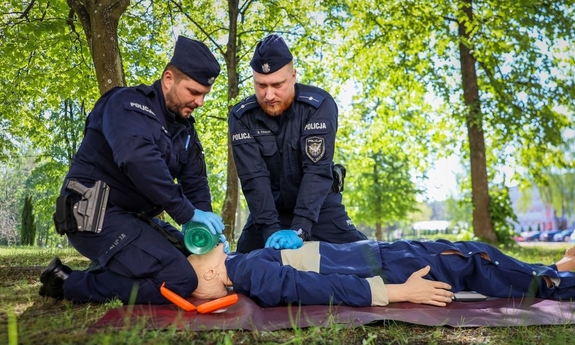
[182,221,219,255]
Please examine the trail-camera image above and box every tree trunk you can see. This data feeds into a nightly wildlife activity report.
[221,0,241,241]
[67,0,129,94]
[375,222,383,241]
[373,160,383,241]
[458,0,497,244]
[20,195,36,246]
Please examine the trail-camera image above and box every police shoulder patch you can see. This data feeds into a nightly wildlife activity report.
[124,101,156,117]
[297,92,325,108]
[305,136,326,163]
[304,121,328,132]
[233,95,259,118]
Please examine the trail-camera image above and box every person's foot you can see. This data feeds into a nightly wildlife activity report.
[39,257,71,300]
[555,247,575,272]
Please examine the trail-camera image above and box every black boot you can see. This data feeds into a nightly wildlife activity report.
[39,257,72,300]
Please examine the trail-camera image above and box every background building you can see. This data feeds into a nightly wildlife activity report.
[509,186,569,233]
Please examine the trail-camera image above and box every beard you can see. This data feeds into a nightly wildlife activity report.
[258,94,295,117]
[165,85,195,118]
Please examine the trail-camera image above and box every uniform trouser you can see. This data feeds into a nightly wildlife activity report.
[379,241,575,300]
[63,207,196,304]
[237,194,367,253]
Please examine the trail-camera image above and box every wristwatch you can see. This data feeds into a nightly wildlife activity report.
[295,229,307,241]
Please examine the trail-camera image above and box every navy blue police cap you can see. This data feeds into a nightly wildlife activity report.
[169,36,220,86]
[250,34,293,74]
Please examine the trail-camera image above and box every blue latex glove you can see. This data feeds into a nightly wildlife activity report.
[190,209,225,235]
[265,230,303,250]
[219,234,230,254]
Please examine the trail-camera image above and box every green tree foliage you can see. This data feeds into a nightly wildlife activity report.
[445,194,472,227]
[0,2,189,244]
[0,147,39,245]
[534,171,575,223]
[346,150,421,240]
[1,1,337,241]
[0,165,21,245]
[528,136,575,223]
[1,3,102,246]
[407,202,434,223]
[20,194,36,246]
[29,100,87,246]
[67,0,129,94]
[1,1,574,245]
[328,0,575,242]
[0,1,100,148]
[488,185,518,245]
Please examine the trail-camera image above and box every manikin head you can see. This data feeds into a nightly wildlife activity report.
[187,243,231,299]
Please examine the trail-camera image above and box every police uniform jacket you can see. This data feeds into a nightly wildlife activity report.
[63,80,212,225]
[226,240,575,307]
[229,83,338,238]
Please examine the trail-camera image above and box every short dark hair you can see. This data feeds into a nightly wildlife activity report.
[164,63,188,83]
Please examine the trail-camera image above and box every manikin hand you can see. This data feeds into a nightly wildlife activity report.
[387,266,454,306]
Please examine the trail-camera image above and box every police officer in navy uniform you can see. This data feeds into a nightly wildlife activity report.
[38,36,226,304]
[229,34,367,253]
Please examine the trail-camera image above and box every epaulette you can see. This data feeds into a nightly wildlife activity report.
[123,85,157,118]
[296,92,325,108]
[135,84,155,96]
[232,95,259,118]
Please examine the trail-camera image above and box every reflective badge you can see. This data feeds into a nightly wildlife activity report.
[305,137,325,163]
[262,63,271,73]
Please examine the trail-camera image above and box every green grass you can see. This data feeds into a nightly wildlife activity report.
[1,244,575,344]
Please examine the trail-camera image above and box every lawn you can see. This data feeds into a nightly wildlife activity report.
[1,243,575,344]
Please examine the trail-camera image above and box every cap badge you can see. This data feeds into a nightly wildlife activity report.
[262,63,270,73]
[207,77,215,85]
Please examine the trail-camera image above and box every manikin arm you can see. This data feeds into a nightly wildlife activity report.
[386,266,454,307]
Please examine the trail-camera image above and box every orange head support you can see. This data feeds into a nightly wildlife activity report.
[160,282,239,313]
[197,293,239,314]
[160,282,197,311]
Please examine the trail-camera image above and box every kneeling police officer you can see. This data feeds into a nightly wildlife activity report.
[39,36,225,304]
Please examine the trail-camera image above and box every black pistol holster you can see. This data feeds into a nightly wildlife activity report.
[53,180,110,235]
[332,164,346,193]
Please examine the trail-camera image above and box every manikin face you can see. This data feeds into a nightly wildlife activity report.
[163,70,212,119]
[253,63,297,116]
[188,243,230,299]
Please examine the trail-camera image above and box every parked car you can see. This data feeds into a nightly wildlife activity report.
[554,228,575,242]
[519,230,542,242]
[539,230,563,242]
